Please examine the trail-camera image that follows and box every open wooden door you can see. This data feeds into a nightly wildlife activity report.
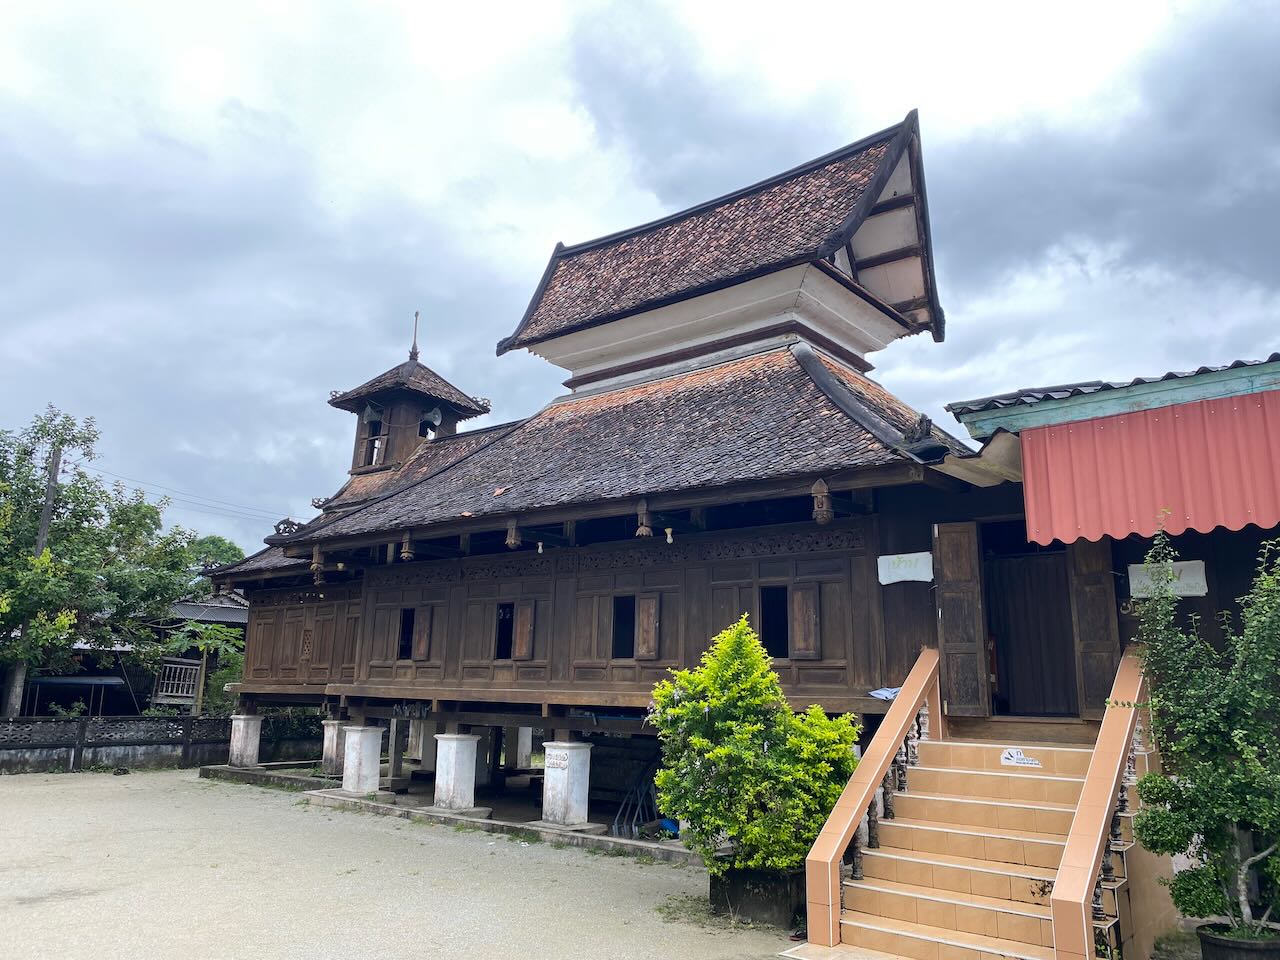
[1066,537,1121,718]
[933,522,990,717]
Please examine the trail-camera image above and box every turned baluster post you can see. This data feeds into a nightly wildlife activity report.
[895,741,909,792]
[846,829,863,880]
[907,712,921,767]
[1092,876,1107,921]
[867,793,880,849]
[881,771,896,820]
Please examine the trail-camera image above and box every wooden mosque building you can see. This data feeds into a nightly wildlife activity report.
[211,109,1279,959]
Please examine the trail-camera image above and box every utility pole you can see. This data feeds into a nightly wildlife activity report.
[2,444,62,718]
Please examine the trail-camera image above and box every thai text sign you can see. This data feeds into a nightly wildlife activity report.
[877,552,934,585]
[1128,560,1208,598]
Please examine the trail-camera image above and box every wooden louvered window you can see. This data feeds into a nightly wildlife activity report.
[790,582,820,660]
[513,600,535,661]
[635,593,660,660]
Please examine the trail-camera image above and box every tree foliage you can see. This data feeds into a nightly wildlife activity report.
[0,407,203,677]
[1132,532,1280,934]
[649,615,860,875]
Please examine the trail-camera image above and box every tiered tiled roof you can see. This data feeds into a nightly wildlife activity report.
[499,117,916,354]
[289,344,964,544]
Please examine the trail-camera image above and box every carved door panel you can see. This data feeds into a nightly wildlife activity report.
[275,607,305,680]
[933,522,990,717]
[247,609,278,679]
[1067,537,1121,718]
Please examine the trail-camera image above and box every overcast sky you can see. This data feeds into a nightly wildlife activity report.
[2,1,1277,551]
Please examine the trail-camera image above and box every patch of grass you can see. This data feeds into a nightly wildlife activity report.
[656,894,754,930]
[504,828,543,844]
[1153,929,1201,960]
[452,822,482,833]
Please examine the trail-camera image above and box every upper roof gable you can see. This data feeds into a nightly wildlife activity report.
[499,111,941,356]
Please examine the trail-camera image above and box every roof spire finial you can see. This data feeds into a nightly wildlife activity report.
[409,310,420,362]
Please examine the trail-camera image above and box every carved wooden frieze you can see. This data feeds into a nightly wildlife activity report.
[576,526,865,572]
[362,525,864,586]
[252,587,350,607]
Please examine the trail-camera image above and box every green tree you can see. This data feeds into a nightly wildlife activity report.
[0,406,200,714]
[183,534,245,599]
[649,615,860,875]
[1132,533,1279,935]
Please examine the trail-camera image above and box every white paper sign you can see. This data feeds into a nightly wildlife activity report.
[1000,748,1043,768]
[878,552,934,585]
[1128,561,1208,598]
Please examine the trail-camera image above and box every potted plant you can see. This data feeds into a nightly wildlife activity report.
[1132,534,1279,959]
[648,614,859,929]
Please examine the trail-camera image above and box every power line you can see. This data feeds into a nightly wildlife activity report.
[74,464,293,519]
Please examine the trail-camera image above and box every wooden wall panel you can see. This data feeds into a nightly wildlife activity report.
[933,521,990,717]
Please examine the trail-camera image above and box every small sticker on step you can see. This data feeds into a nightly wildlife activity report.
[1000,748,1043,768]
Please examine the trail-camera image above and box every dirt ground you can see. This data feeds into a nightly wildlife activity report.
[0,768,787,960]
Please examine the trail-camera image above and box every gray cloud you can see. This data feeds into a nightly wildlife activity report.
[564,2,1280,432]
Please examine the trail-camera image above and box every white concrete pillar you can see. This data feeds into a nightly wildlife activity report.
[341,725,384,795]
[433,733,480,810]
[321,719,346,777]
[542,741,592,826]
[228,714,263,768]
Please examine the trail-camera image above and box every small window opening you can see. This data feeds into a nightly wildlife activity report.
[495,602,514,660]
[363,421,385,466]
[418,417,432,439]
[398,608,416,660]
[759,586,789,659]
[612,595,636,659]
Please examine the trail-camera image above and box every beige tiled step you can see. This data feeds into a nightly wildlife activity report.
[918,740,1093,777]
[861,848,1058,905]
[878,818,1066,869]
[841,910,1054,960]
[843,880,1053,947]
[891,793,1076,835]
[905,766,1085,805]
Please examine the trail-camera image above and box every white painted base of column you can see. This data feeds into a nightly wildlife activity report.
[540,741,592,826]
[228,714,263,768]
[321,720,346,777]
[341,725,384,795]
[432,733,482,811]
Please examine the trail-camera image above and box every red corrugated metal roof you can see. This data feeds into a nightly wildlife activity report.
[1022,390,1280,545]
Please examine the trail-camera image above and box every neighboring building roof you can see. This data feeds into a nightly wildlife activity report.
[1022,390,1280,545]
[328,356,490,419]
[289,344,961,544]
[947,354,1280,415]
[499,114,921,354]
[171,595,250,625]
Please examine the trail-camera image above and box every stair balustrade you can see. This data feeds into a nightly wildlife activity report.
[1050,648,1150,960]
[805,646,944,947]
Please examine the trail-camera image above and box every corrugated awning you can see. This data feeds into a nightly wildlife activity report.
[1022,390,1280,545]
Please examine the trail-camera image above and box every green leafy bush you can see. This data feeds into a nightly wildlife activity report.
[649,614,859,875]
[1132,533,1279,934]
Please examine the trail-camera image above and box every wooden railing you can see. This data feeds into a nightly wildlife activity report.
[1051,648,1149,960]
[805,646,944,946]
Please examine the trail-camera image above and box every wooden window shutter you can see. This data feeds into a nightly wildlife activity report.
[636,593,660,660]
[513,599,536,661]
[790,583,820,659]
[411,606,432,661]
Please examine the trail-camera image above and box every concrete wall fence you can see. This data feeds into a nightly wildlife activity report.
[0,715,322,775]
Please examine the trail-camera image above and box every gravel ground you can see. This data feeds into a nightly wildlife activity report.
[0,769,787,960]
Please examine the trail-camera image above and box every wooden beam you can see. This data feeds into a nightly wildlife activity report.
[854,244,922,272]
[867,193,915,215]
[890,295,930,314]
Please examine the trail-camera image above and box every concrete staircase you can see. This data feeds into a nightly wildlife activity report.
[839,739,1095,960]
